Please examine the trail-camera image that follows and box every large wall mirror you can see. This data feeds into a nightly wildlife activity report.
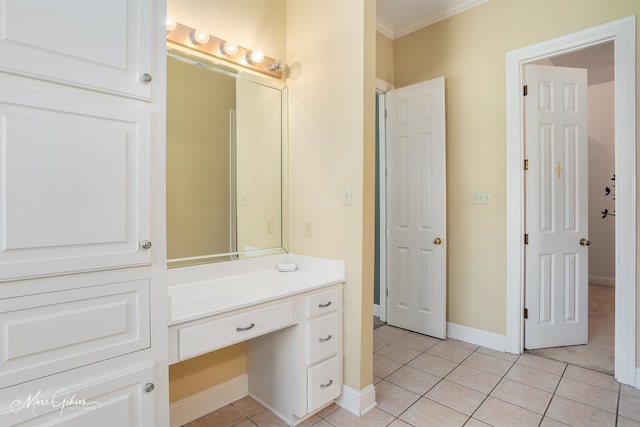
[166,48,288,268]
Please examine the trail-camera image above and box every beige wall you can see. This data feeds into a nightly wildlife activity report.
[287,0,375,390]
[391,1,639,364]
[376,31,393,84]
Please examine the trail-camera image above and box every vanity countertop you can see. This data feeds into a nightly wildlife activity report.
[167,254,345,326]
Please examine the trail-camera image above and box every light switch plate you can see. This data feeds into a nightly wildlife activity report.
[472,191,492,205]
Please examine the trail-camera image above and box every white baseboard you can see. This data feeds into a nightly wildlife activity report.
[373,304,380,318]
[589,276,615,287]
[336,383,377,417]
[447,322,506,352]
[169,374,248,427]
[635,366,640,389]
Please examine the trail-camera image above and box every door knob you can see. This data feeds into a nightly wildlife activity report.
[433,237,442,245]
[580,238,591,246]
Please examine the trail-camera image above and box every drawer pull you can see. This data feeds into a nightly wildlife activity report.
[318,301,332,308]
[319,334,333,343]
[236,323,255,332]
[320,379,333,389]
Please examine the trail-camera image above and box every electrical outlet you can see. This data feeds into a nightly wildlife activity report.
[304,219,312,237]
[266,217,272,234]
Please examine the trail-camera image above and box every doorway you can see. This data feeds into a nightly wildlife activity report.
[522,47,616,373]
[505,16,636,387]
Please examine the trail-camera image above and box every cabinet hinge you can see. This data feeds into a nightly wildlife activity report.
[524,159,529,170]
[524,308,529,319]
[524,234,529,245]
[523,85,528,96]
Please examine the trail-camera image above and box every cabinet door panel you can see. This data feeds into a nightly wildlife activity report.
[0,0,153,99]
[0,78,151,280]
[0,280,150,388]
[0,362,154,426]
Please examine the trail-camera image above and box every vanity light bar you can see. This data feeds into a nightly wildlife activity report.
[166,23,285,79]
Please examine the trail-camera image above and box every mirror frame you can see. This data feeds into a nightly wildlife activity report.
[166,45,288,268]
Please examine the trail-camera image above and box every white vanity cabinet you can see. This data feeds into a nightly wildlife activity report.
[167,256,345,426]
[0,0,167,426]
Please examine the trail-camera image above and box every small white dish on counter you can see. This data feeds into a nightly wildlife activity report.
[277,263,297,272]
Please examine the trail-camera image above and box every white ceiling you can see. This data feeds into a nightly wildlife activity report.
[376,0,488,39]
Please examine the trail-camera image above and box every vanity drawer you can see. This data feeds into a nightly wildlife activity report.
[307,288,340,318]
[307,355,341,413]
[178,300,294,361]
[307,312,340,365]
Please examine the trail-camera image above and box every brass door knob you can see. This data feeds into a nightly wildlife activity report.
[580,238,591,246]
[433,237,442,245]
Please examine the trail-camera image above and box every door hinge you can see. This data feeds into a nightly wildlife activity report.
[523,85,528,96]
[524,159,529,170]
[524,307,529,319]
[386,288,389,297]
[524,234,529,245]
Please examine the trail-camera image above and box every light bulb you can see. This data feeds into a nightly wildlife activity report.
[165,16,177,32]
[191,29,210,45]
[221,41,238,56]
[247,50,264,64]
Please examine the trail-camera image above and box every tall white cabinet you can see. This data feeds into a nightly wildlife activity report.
[0,1,168,425]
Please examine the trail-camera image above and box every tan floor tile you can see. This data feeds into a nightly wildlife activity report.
[375,343,423,364]
[373,353,403,378]
[385,364,441,395]
[504,363,562,393]
[474,396,542,427]
[425,379,486,416]
[476,346,519,362]
[408,352,458,377]
[373,325,410,342]
[306,420,332,427]
[249,408,287,426]
[184,404,246,427]
[373,335,389,351]
[373,375,383,384]
[618,416,640,427]
[295,414,321,427]
[397,331,441,351]
[491,378,552,414]
[462,351,514,376]
[315,403,339,418]
[563,364,619,392]
[232,396,265,417]
[621,384,640,399]
[518,353,566,375]
[540,417,571,426]
[375,380,420,416]
[388,420,413,427]
[464,419,492,427]
[546,395,616,427]
[445,365,501,394]
[555,376,618,413]
[443,338,479,351]
[324,407,394,427]
[427,342,474,363]
[233,420,257,427]
[619,393,640,422]
[399,397,469,427]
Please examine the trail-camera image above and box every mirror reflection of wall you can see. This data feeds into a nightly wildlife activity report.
[166,53,285,267]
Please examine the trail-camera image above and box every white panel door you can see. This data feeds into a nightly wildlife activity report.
[0,75,151,280]
[525,64,589,349]
[0,0,153,99]
[386,78,446,338]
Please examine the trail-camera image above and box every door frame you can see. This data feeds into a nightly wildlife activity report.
[376,78,394,322]
[505,16,637,386]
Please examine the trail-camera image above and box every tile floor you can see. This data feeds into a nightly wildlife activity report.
[185,325,640,427]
